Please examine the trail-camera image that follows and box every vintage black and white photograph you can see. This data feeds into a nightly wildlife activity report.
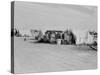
[11,1,97,74]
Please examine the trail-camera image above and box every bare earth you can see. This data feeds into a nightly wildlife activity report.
[14,37,97,74]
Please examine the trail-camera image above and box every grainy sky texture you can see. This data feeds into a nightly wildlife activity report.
[14,1,97,35]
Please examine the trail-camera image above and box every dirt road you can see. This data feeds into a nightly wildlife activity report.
[14,37,97,74]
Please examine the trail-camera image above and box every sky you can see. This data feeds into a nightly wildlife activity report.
[14,1,97,36]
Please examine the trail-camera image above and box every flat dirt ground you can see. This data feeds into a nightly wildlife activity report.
[14,37,97,74]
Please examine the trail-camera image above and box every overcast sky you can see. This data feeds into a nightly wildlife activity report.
[14,1,97,35]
